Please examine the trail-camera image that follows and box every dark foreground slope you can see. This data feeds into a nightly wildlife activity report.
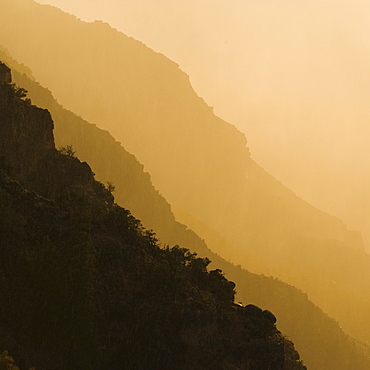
[2,52,370,369]
[0,63,308,369]
[1,0,370,351]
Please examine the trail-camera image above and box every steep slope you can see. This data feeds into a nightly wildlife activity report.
[0,62,309,369]
[2,53,370,369]
[1,0,369,350]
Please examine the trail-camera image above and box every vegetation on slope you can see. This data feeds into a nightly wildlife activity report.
[0,62,307,369]
[1,51,370,369]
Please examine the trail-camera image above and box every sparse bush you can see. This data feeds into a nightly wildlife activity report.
[106,181,115,193]
[11,83,27,99]
[58,144,76,157]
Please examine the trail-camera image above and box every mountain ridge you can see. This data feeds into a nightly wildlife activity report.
[0,60,308,369]
[1,49,370,368]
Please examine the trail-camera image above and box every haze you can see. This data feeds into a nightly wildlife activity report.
[2,0,370,365]
[34,0,370,250]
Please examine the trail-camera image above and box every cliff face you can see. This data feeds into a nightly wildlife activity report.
[0,68,111,209]
[0,62,11,84]
[0,68,54,180]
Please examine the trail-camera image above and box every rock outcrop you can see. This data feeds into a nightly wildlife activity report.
[0,62,10,84]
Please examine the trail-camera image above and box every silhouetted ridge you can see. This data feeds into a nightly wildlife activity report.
[2,46,370,369]
[0,63,307,369]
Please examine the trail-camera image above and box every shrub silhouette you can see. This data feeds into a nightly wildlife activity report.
[58,144,76,157]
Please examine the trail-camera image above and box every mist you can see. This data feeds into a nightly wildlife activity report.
[35,0,370,250]
[1,0,370,367]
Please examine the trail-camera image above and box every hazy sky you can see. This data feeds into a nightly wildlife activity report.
[35,0,370,248]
